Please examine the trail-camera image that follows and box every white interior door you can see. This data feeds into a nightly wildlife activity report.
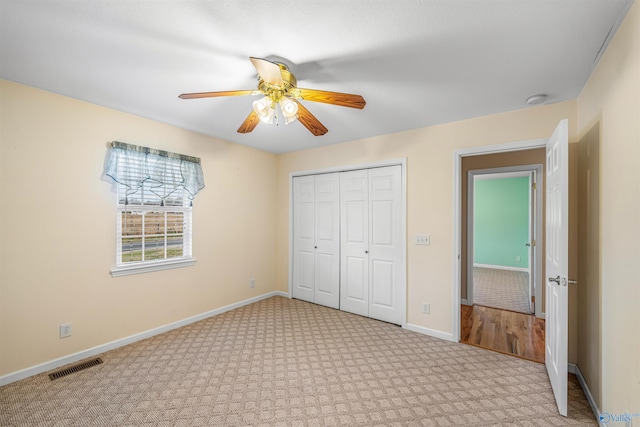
[292,176,315,303]
[545,119,569,417]
[368,165,404,325]
[340,169,369,317]
[313,173,340,309]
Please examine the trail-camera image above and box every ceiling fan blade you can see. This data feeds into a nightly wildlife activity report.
[293,100,328,136]
[179,89,256,99]
[295,88,366,109]
[237,110,260,134]
[250,57,283,86]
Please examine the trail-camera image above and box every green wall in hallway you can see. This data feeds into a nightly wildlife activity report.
[473,176,529,269]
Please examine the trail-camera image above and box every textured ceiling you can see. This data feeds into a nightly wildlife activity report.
[0,0,633,153]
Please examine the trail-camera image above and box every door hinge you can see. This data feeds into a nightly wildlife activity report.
[531,239,536,247]
[532,182,537,190]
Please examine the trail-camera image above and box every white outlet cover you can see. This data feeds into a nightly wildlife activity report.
[60,323,72,338]
[415,234,431,245]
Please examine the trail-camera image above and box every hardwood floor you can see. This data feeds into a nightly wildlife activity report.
[460,304,545,363]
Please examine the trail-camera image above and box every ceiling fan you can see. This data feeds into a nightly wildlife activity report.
[179,57,366,136]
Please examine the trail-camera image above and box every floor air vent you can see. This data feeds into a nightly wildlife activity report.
[48,357,103,380]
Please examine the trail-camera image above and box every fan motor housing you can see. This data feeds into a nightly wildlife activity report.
[258,63,297,98]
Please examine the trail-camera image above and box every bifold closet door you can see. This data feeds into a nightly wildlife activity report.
[340,169,369,317]
[340,165,403,325]
[292,173,340,308]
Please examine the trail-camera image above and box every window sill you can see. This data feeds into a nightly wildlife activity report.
[110,258,197,277]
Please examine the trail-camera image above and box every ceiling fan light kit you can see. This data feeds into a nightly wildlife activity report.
[179,57,366,136]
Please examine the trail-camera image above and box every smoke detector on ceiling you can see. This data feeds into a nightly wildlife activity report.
[526,94,547,105]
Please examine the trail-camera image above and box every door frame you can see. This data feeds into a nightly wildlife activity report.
[288,158,408,327]
[466,165,543,317]
[453,140,546,341]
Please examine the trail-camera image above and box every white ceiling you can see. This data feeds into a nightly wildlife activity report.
[0,0,633,154]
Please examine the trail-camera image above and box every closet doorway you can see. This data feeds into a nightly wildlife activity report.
[289,160,407,327]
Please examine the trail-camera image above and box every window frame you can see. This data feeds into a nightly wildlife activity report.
[110,184,197,277]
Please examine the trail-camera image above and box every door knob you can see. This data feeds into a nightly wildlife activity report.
[548,276,578,286]
[548,276,562,285]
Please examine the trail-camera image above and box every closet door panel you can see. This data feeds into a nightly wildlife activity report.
[315,253,335,293]
[314,173,340,309]
[292,176,315,302]
[371,260,394,308]
[368,165,404,325]
[371,200,393,245]
[295,251,315,294]
[340,170,369,316]
[345,256,367,303]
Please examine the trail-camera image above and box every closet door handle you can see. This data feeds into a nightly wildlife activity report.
[365,250,368,254]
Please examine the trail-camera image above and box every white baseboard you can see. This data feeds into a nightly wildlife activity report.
[460,299,470,306]
[406,323,455,342]
[473,263,529,273]
[569,363,603,426]
[0,291,288,386]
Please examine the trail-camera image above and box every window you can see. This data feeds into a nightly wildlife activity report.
[105,142,205,276]
[117,182,191,264]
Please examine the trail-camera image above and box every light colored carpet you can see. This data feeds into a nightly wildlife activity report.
[473,267,533,314]
[1,296,595,426]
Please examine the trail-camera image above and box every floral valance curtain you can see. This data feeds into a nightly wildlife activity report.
[105,141,205,201]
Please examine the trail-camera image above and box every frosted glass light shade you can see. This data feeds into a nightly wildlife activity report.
[279,98,298,125]
[252,97,275,124]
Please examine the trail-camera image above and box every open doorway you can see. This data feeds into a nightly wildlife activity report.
[467,167,541,316]
[455,146,546,363]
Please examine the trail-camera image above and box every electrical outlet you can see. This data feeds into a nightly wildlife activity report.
[422,303,430,314]
[516,256,521,262]
[60,323,72,338]
[415,234,431,245]
[250,279,255,288]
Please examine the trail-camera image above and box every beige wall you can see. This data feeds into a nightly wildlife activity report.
[577,123,601,408]
[276,100,577,335]
[567,142,579,367]
[576,0,640,414]
[0,80,278,376]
